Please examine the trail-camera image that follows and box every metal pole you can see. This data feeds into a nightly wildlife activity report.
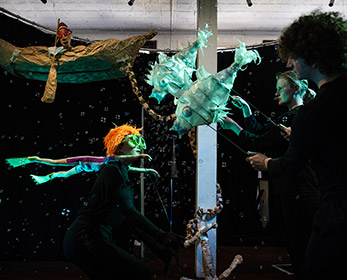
[140,107,145,258]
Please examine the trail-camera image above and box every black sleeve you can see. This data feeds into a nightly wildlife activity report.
[244,115,273,135]
[268,110,319,177]
[239,125,289,156]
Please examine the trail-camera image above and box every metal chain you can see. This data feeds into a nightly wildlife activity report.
[125,64,176,122]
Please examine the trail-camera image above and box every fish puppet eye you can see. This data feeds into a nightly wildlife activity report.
[159,78,168,88]
[182,106,193,117]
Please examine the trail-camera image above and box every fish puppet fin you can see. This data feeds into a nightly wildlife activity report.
[196,66,211,81]
[211,105,231,123]
[149,88,168,104]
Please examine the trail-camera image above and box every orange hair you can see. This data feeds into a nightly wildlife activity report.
[103,124,142,156]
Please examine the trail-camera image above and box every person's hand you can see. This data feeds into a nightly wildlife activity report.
[156,231,184,272]
[230,96,248,109]
[230,96,252,117]
[278,124,291,142]
[219,116,243,135]
[246,153,271,172]
[156,231,184,251]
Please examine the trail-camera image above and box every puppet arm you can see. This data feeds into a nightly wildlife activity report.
[6,156,44,168]
[30,166,81,185]
[129,167,160,178]
[115,154,152,162]
[6,155,107,168]
[6,154,151,170]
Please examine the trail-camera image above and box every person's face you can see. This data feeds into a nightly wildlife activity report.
[59,28,72,48]
[275,78,297,106]
[286,57,312,80]
[118,134,146,156]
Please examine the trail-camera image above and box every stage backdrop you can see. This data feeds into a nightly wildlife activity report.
[0,12,304,262]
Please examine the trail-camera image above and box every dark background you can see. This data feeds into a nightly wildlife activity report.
[0,11,294,262]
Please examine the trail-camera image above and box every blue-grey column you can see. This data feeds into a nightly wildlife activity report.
[195,0,218,277]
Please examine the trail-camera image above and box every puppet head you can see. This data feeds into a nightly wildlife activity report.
[104,124,142,156]
[145,24,212,104]
[146,53,194,103]
[57,22,72,48]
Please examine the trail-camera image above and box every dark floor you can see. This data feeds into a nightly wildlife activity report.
[0,246,293,280]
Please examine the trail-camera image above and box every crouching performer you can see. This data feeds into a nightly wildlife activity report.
[63,124,182,279]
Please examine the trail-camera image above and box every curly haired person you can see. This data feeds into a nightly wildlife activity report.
[247,10,347,280]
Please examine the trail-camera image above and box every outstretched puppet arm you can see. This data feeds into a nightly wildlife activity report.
[30,165,160,185]
[30,167,81,185]
[5,156,104,168]
[9,154,154,185]
[6,154,152,168]
[30,162,105,185]
[129,167,160,178]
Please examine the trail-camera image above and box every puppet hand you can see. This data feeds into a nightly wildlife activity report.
[5,156,38,168]
[278,124,291,142]
[30,173,53,185]
[246,153,270,172]
[146,168,160,178]
[141,154,152,161]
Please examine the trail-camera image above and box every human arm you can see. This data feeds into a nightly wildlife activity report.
[247,153,271,172]
[248,110,317,175]
[219,116,243,135]
[220,116,287,154]
[230,96,252,118]
[278,124,291,141]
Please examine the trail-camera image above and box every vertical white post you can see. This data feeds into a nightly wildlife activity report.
[195,0,218,278]
[140,107,145,258]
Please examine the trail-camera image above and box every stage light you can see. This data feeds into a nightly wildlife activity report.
[329,0,335,7]
[246,0,253,7]
[128,0,135,6]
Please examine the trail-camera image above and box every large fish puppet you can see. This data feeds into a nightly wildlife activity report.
[146,36,261,135]
[172,43,261,135]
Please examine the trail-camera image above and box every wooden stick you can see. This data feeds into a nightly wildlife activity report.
[53,18,60,47]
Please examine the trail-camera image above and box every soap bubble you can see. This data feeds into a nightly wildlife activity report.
[61,209,70,216]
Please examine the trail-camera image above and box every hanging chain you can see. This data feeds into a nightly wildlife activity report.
[125,64,176,122]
